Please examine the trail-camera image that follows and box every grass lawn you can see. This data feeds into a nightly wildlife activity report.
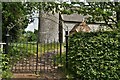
[10,42,61,55]
[8,42,66,61]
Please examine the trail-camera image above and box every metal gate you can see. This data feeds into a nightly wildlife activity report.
[1,28,69,79]
[10,40,61,73]
[2,29,69,79]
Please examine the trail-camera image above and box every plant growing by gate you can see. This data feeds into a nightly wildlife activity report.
[68,31,120,79]
[1,54,13,79]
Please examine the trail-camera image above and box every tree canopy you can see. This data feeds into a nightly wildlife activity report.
[54,2,120,30]
[2,2,120,41]
[70,2,120,30]
[2,2,35,41]
[30,2,120,30]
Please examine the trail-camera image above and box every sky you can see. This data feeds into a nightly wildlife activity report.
[25,10,39,32]
[25,18,38,32]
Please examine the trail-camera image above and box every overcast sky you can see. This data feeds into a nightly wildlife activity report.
[25,18,38,32]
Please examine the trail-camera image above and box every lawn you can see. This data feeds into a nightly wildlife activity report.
[10,42,61,55]
[7,42,65,64]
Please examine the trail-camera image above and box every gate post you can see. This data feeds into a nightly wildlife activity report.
[59,32,62,63]
[5,33,10,54]
[65,31,68,68]
[2,33,10,73]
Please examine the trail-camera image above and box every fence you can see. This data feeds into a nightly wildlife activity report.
[1,31,69,79]
[9,40,62,73]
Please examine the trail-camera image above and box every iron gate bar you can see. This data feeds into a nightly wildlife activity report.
[40,42,42,72]
[36,39,39,74]
[19,42,22,72]
[60,42,62,63]
[31,43,33,72]
[22,43,24,70]
[50,40,53,72]
[15,42,18,72]
[25,42,27,72]
[2,34,9,75]
[53,39,55,70]
[65,31,69,69]
[4,34,10,54]
[46,39,49,72]
[43,41,46,72]
[34,42,36,72]
[10,39,65,78]
[28,42,31,72]
[56,41,58,66]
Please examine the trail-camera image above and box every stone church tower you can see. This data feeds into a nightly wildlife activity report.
[39,12,59,43]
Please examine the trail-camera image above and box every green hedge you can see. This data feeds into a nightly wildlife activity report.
[68,31,120,79]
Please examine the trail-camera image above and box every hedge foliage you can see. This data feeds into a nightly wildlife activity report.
[68,31,120,80]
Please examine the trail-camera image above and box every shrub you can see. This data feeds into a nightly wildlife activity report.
[1,42,35,79]
[68,31,120,79]
[1,54,13,79]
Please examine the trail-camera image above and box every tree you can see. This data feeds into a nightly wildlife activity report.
[63,2,120,30]
[2,2,35,41]
[2,2,120,42]
[34,2,120,30]
[25,31,37,42]
[2,2,61,42]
